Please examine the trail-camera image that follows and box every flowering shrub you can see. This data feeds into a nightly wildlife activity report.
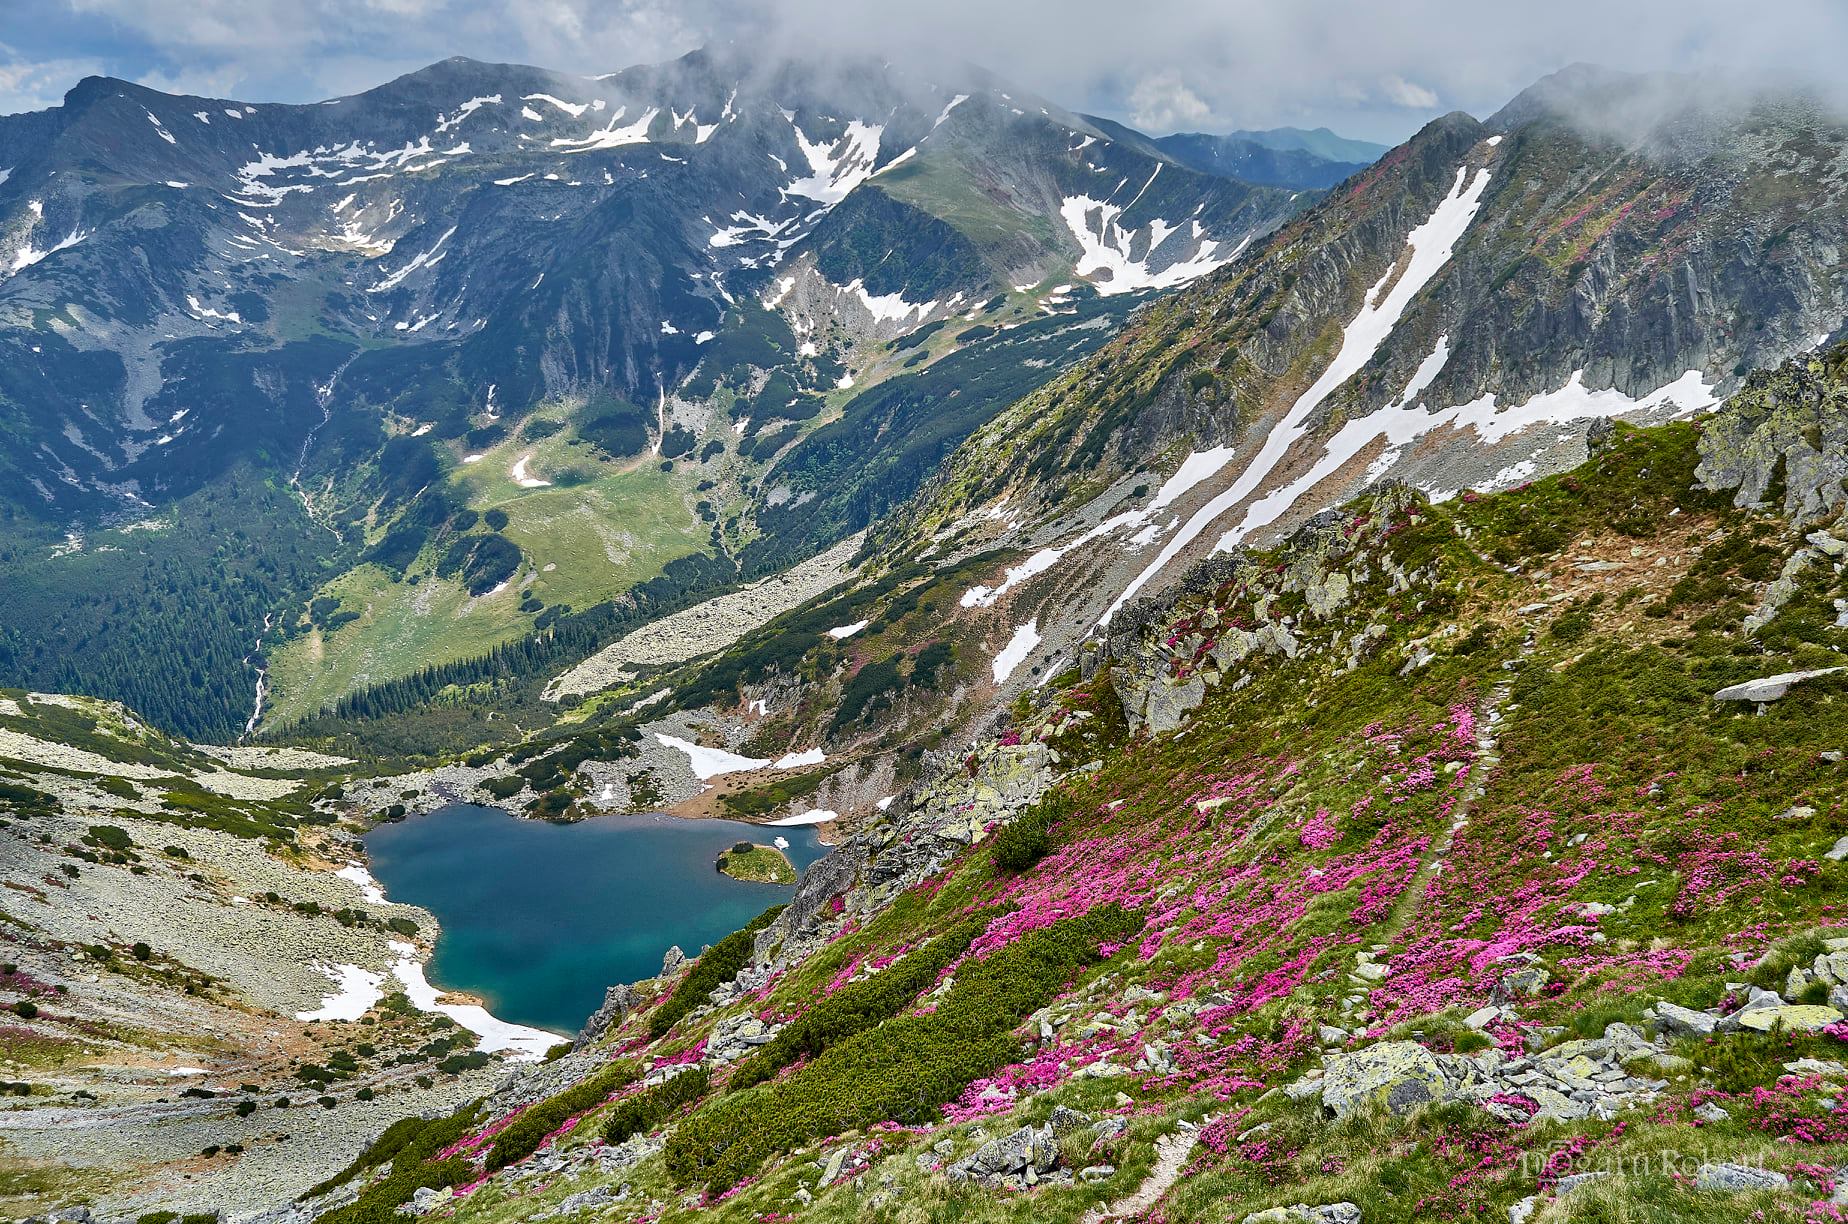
[1299,808,1339,850]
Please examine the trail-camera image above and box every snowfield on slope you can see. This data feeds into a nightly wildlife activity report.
[1103,155,1497,623]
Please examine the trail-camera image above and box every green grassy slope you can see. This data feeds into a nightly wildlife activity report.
[302,349,1848,1223]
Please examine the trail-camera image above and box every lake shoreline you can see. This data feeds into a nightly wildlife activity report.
[360,803,825,1035]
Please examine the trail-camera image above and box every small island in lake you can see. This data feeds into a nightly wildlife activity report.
[716,840,797,884]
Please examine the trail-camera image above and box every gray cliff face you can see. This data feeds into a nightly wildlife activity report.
[1698,340,1848,521]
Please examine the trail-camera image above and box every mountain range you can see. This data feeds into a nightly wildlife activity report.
[0,50,1320,740]
[3,48,1848,1224]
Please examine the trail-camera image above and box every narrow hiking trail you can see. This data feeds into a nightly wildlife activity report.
[1082,1128,1199,1224]
[1340,630,1534,1030]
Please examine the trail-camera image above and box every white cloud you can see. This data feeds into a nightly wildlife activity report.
[8,0,1848,143]
[1381,74,1439,109]
[1127,70,1215,132]
[0,48,107,115]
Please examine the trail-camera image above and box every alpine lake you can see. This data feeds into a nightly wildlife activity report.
[364,804,826,1037]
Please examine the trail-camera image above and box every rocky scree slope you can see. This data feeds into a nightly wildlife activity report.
[0,691,553,1219]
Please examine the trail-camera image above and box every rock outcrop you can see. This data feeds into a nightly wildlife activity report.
[1304,1024,1670,1124]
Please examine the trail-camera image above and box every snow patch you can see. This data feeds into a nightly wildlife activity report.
[960,445,1237,609]
[8,224,91,276]
[1059,195,1233,295]
[787,121,883,203]
[1233,367,1716,543]
[773,747,827,768]
[825,619,868,639]
[334,863,386,904]
[768,808,838,827]
[656,734,770,780]
[368,225,456,293]
[843,278,936,325]
[388,942,559,1059]
[511,454,551,488]
[295,964,384,1022]
[992,620,1041,685]
[524,93,589,118]
[553,107,657,152]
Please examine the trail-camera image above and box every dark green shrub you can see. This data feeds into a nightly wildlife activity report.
[666,904,1138,1192]
[991,791,1072,872]
[648,905,785,1038]
[728,914,987,1092]
[87,824,134,852]
[990,812,1050,872]
[485,1060,637,1170]
[602,1066,711,1145]
[481,775,525,800]
[312,1157,472,1224]
[304,1103,479,1203]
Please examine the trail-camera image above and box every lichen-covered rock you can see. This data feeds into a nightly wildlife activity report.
[1318,1041,1449,1119]
[576,982,641,1046]
[1696,1162,1789,1192]
[947,1123,1061,1183]
[1729,1002,1843,1033]
[1650,1001,1719,1037]
[1241,1204,1361,1224]
[1698,340,1848,522]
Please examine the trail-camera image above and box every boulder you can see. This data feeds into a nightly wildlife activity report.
[1731,1003,1842,1033]
[1695,1162,1789,1192]
[1494,965,1551,1003]
[1240,1205,1361,1224]
[1319,1041,1448,1119]
[948,1124,1061,1182]
[660,945,686,977]
[1712,667,1845,704]
[1554,1170,1610,1196]
[1651,1001,1718,1037]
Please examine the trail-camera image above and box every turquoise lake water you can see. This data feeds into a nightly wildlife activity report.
[363,804,824,1036]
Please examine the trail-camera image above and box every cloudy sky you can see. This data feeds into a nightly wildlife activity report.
[2,0,1842,141]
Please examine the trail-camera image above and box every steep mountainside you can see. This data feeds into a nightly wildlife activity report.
[0,50,1308,740]
[880,65,1846,678]
[24,343,1848,1222]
